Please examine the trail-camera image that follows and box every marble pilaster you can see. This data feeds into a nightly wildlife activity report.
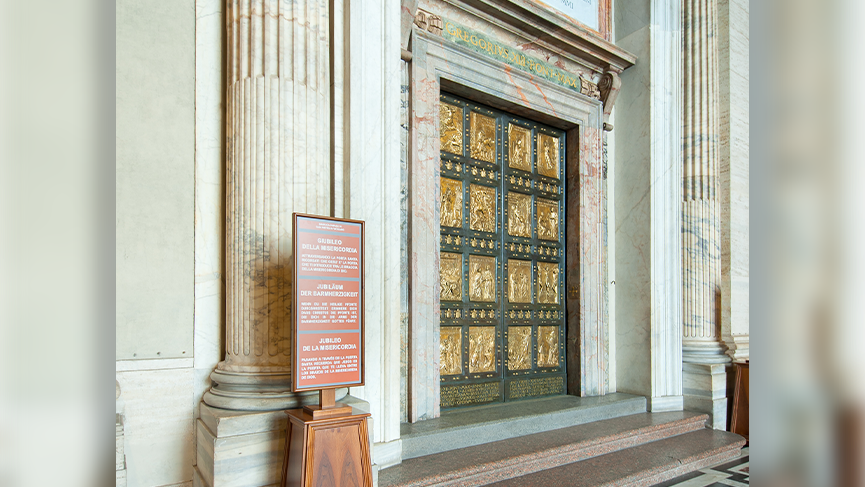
[681,0,729,366]
[718,0,749,362]
[682,0,730,429]
[203,0,336,411]
[345,0,403,454]
[614,0,684,412]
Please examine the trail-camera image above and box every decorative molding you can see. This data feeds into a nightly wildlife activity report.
[598,71,621,131]
[442,0,636,73]
[415,8,443,36]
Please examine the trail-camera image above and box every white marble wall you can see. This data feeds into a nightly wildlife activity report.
[718,0,749,361]
[116,0,198,485]
[345,0,404,455]
[116,360,195,487]
[614,0,684,412]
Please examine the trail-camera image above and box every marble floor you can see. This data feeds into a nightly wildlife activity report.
[653,447,750,487]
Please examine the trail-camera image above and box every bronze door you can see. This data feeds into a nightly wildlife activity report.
[438,93,566,409]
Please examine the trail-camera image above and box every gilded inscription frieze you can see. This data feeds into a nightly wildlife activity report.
[538,134,560,178]
[468,255,496,302]
[507,193,532,238]
[440,102,463,155]
[440,252,463,301]
[440,177,463,228]
[537,326,559,367]
[469,326,496,373]
[507,326,532,370]
[537,198,559,241]
[470,112,496,163]
[508,124,531,172]
[440,327,463,376]
[508,259,532,303]
[537,262,560,304]
[469,184,496,233]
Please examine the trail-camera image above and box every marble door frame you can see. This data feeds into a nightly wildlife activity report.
[408,28,609,422]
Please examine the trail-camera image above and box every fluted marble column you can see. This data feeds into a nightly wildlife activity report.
[681,0,729,365]
[204,0,340,410]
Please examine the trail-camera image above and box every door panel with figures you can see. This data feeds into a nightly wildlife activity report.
[438,93,567,409]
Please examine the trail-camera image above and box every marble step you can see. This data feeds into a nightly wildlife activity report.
[379,410,715,487]
[485,428,746,487]
[400,393,647,460]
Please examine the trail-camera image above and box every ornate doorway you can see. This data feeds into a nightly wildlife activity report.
[438,93,567,409]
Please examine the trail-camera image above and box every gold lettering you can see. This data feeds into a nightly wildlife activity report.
[445,21,458,37]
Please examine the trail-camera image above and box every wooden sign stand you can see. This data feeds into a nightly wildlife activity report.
[281,390,372,487]
[282,214,371,487]
[302,389,353,419]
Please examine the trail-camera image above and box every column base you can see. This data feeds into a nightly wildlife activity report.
[203,367,348,411]
[724,335,749,362]
[683,363,728,430]
[682,341,732,365]
[195,395,370,487]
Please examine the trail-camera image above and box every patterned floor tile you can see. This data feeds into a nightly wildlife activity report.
[653,447,749,486]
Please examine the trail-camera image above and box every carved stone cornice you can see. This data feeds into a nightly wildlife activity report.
[443,0,636,73]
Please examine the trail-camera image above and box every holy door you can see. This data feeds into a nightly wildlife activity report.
[438,93,566,409]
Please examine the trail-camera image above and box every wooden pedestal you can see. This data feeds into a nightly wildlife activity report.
[730,361,749,442]
[281,408,372,487]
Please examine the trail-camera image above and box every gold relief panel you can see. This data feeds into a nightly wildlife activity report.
[469,112,496,163]
[537,262,560,304]
[507,259,532,304]
[469,184,496,233]
[440,327,463,376]
[508,124,531,172]
[440,252,463,301]
[538,134,560,178]
[468,326,496,373]
[507,326,532,370]
[536,198,559,241]
[537,326,559,367]
[468,255,496,302]
[507,192,532,238]
[440,177,463,228]
[440,102,463,155]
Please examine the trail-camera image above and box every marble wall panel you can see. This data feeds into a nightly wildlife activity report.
[116,0,195,361]
[116,364,194,487]
[400,60,410,424]
[614,25,652,398]
[614,0,684,410]
[409,38,443,422]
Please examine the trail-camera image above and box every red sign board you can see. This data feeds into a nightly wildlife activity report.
[292,213,364,392]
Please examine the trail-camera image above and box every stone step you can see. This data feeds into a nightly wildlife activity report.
[379,410,714,487]
[485,428,746,487]
[400,393,647,460]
